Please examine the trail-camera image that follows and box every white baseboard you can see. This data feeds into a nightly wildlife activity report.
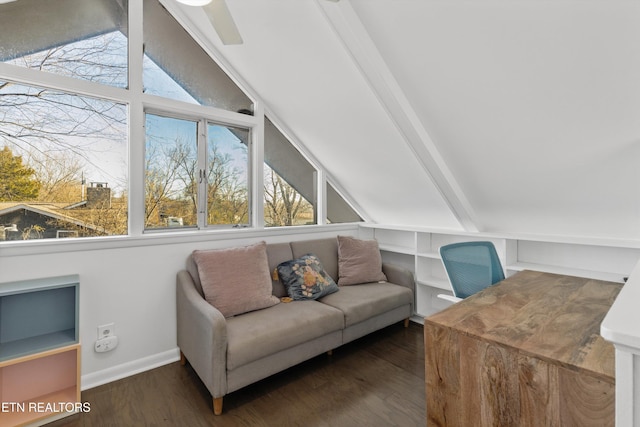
[81,348,181,391]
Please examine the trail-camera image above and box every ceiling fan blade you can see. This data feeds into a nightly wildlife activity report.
[204,0,243,45]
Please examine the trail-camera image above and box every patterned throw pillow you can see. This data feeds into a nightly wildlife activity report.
[277,254,339,300]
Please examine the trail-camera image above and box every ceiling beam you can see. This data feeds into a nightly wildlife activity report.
[317,0,480,232]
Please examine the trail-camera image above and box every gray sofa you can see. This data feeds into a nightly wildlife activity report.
[176,237,414,415]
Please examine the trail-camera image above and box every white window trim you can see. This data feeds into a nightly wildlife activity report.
[0,223,364,258]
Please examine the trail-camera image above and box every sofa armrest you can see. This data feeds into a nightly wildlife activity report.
[176,270,228,398]
[382,263,415,294]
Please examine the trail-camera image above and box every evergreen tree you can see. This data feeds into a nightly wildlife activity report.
[0,146,40,201]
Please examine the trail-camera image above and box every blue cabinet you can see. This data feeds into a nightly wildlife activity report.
[0,275,81,426]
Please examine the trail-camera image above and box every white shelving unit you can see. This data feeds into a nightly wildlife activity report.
[359,224,640,319]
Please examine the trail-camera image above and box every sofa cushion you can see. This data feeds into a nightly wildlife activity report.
[291,238,339,281]
[277,254,339,300]
[266,242,294,298]
[337,235,387,286]
[192,242,279,318]
[226,300,344,370]
[319,282,413,327]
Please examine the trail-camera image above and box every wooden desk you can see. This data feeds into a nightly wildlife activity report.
[424,270,621,427]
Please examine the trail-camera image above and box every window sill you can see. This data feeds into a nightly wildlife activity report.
[0,223,362,258]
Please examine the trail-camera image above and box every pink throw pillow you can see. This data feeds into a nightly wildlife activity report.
[337,235,387,286]
[192,241,279,317]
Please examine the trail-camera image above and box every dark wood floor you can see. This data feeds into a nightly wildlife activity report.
[50,322,425,427]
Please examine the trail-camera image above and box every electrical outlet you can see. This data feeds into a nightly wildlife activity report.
[98,323,115,339]
[95,336,118,353]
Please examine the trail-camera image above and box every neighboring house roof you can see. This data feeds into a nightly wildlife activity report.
[63,201,88,210]
[0,202,104,233]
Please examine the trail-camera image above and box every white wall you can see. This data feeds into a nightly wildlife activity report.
[0,225,358,389]
[339,0,640,238]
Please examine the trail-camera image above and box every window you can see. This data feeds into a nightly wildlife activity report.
[264,117,316,227]
[0,0,361,244]
[327,182,363,223]
[0,0,129,241]
[142,0,252,112]
[144,114,198,229]
[0,82,128,239]
[206,123,249,227]
[0,0,128,88]
[144,113,249,230]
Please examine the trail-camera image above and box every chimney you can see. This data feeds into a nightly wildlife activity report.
[86,182,111,209]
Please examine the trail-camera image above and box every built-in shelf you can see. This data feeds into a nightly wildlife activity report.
[416,251,440,259]
[359,224,640,317]
[416,277,450,291]
[378,244,415,255]
[0,275,80,426]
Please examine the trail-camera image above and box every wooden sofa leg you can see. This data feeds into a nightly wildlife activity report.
[213,397,223,415]
[404,318,410,328]
[327,349,333,356]
[179,351,186,366]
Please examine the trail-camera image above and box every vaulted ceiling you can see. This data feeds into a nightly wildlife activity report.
[167,0,640,239]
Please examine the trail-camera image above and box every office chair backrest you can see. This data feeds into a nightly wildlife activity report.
[439,241,505,299]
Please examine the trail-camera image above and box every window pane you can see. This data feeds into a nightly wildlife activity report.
[0,0,128,88]
[0,81,128,240]
[143,0,252,112]
[206,124,249,227]
[264,117,316,227]
[327,183,363,224]
[145,114,198,229]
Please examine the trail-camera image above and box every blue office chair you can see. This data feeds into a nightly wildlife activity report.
[438,241,505,303]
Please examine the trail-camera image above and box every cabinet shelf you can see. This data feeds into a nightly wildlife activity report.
[417,277,450,291]
[0,275,79,361]
[0,329,76,362]
[0,344,81,426]
[416,251,440,259]
[379,244,415,255]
